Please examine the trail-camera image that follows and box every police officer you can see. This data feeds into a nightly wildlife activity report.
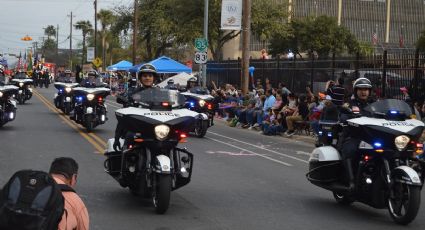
[164,78,177,90]
[80,70,102,88]
[340,77,375,192]
[113,64,158,151]
[186,77,197,91]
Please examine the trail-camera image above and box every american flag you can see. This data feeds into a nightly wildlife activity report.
[372,32,378,45]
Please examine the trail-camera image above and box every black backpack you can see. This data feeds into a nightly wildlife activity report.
[0,170,75,230]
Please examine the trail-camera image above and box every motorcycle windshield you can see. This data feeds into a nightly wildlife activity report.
[13,73,27,79]
[189,86,210,95]
[132,88,186,108]
[364,99,413,117]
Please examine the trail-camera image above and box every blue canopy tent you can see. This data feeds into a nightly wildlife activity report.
[128,62,145,73]
[149,56,192,74]
[107,60,133,71]
[129,56,192,74]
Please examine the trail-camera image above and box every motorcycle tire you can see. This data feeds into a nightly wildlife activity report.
[333,192,354,205]
[18,97,24,105]
[194,120,208,138]
[85,116,94,132]
[152,174,171,214]
[388,183,421,225]
[64,104,71,115]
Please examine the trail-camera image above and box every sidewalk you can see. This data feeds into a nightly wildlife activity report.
[214,118,316,145]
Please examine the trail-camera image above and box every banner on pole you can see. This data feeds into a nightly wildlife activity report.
[87,47,95,62]
[220,0,242,30]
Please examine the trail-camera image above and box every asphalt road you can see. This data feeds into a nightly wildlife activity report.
[0,86,424,230]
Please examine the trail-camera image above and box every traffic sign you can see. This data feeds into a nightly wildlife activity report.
[92,57,102,68]
[194,38,208,52]
[194,52,208,64]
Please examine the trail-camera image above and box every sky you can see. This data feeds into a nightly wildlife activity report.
[0,0,133,56]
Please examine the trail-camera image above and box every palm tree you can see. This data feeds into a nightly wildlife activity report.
[74,20,93,64]
[97,9,115,69]
[44,25,56,40]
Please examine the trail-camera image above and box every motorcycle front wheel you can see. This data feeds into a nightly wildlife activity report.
[152,174,171,214]
[85,116,94,132]
[388,182,421,225]
[194,120,208,138]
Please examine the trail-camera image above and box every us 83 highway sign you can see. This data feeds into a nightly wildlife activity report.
[194,52,208,64]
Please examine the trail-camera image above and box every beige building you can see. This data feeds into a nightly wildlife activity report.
[222,0,425,60]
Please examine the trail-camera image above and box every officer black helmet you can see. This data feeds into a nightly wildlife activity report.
[87,70,98,77]
[187,77,197,88]
[167,79,174,85]
[138,64,157,79]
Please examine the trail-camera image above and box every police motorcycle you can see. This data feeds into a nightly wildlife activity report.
[307,99,425,225]
[104,88,198,214]
[10,71,33,105]
[71,85,110,132]
[180,86,214,138]
[54,82,79,115]
[0,85,18,127]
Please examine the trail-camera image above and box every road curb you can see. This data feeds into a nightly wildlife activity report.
[214,118,316,145]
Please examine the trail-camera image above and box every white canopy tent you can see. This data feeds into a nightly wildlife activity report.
[157,72,194,88]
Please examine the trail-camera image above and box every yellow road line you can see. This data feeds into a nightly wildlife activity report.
[33,90,106,154]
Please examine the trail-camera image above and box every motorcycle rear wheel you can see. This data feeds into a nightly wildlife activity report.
[152,174,171,214]
[388,182,421,225]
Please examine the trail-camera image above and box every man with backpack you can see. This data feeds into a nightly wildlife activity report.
[49,157,89,230]
[0,157,89,230]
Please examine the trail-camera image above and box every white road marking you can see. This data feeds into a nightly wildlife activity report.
[206,150,256,156]
[296,151,311,156]
[206,137,292,167]
[208,131,309,164]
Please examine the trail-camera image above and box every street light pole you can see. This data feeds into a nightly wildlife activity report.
[241,0,251,95]
[94,0,98,59]
[202,0,208,88]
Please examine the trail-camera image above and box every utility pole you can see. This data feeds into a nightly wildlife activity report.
[94,0,98,59]
[56,24,59,59]
[132,0,138,65]
[385,0,391,43]
[337,0,342,26]
[202,0,208,87]
[68,12,75,70]
[241,0,251,95]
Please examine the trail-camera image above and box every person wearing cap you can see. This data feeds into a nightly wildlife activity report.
[113,64,158,151]
[339,77,376,192]
[164,78,177,90]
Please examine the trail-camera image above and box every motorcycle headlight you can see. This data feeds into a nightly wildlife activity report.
[0,92,3,97]
[19,82,24,87]
[87,93,95,101]
[199,100,206,107]
[395,135,410,151]
[65,87,72,93]
[154,125,170,141]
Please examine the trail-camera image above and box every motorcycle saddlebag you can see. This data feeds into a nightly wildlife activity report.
[307,146,342,183]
